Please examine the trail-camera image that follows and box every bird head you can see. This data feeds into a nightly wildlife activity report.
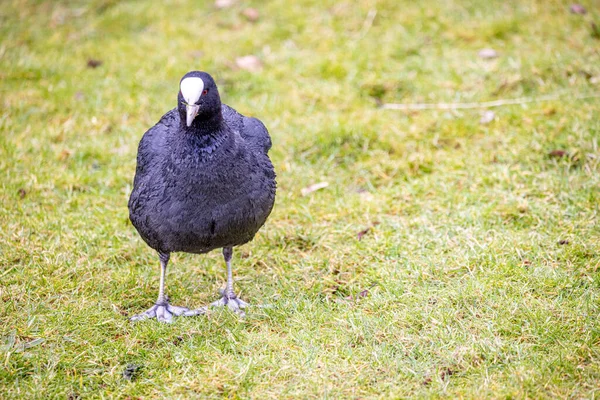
[177,71,221,128]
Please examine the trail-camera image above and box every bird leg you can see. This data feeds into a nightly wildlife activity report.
[130,252,204,323]
[210,247,248,316]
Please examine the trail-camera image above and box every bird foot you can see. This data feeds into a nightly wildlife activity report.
[130,302,204,323]
[211,291,248,317]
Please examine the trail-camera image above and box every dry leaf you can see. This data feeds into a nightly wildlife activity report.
[58,149,72,161]
[301,181,329,196]
[357,228,370,241]
[235,55,263,72]
[478,48,498,59]
[242,8,260,22]
[569,4,586,14]
[548,150,567,158]
[87,59,102,68]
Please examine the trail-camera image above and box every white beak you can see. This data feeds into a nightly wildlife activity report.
[180,76,205,127]
[186,104,200,127]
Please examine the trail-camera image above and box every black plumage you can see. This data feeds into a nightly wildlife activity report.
[128,71,276,322]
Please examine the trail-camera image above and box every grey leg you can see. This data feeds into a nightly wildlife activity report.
[130,252,204,323]
[156,252,168,304]
[210,247,248,316]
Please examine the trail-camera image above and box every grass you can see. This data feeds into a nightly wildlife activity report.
[1,0,600,398]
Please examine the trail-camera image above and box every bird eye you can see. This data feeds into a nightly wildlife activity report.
[202,89,208,95]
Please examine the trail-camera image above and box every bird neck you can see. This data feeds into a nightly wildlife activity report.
[181,110,228,152]
[181,108,225,134]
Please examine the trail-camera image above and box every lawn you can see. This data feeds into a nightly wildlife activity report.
[1,0,599,398]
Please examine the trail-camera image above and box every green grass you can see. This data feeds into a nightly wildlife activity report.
[1,0,600,398]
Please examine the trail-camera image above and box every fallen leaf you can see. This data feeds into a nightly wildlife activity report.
[242,8,260,22]
[301,181,329,196]
[358,289,369,298]
[235,55,263,72]
[58,149,72,161]
[569,4,586,14]
[17,188,27,199]
[86,59,102,68]
[357,227,370,241]
[215,0,236,9]
[548,150,567,158]
[357,221,380,240]
[478,48,498,59]
[480,110,495,124]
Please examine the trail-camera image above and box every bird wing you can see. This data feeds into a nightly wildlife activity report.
[133,109,176,176]
[128,109,178,250]
[129,109,177,205]
[241,116,272,153]
[222,104,272,153]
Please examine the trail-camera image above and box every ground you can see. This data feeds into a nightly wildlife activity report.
[1,0,599,398]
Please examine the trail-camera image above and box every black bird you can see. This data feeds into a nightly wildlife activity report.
[128,71,276,322]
